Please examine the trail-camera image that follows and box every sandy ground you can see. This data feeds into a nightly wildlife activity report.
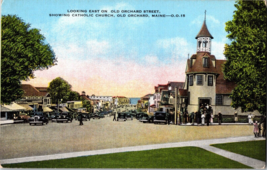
[0,117,254,159]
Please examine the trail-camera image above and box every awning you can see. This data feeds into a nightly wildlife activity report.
[0,105,13,112]
[2,102,26,111]
[150,104,156,107]
[60,107,69,112]
[43,107,53,112]
[17,104,33,111]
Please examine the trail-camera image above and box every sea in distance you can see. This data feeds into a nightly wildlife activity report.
[129,98,140,105]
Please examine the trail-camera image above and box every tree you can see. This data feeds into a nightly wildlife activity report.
[68,91,80,101]
[1,15,56,104]
[82,99,92,113]
[223,0,266,114]
[47,77,72,104]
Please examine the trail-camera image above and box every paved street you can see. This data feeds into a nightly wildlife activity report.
[0,116,256,160]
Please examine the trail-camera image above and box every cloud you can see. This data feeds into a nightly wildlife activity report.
[157,37,194,60]
[144,55,158,64]
[212,38,227,59]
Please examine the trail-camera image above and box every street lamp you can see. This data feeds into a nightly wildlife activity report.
[57,99,62,114]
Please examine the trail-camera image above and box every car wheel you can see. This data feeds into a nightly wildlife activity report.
[34,123,36,125]
[29,123,31,125]
[42,122,44,125]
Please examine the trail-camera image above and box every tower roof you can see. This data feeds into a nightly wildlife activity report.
[195,20,213,39]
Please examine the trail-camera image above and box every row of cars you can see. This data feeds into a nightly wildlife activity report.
[28,110,113,126]
[115,110,170,125]
[137,111,170,124]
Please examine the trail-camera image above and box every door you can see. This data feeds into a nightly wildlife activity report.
[199,98,210,109]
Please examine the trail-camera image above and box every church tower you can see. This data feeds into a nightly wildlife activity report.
[196,10,213,53]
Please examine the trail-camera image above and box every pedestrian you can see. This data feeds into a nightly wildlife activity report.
[113,112,116,121]
[78,114,83,125]
[197,111,201,125]
[210,113,214,124]
[259,115,266,137]
[208,105,213,114]
[218,112,222,125]
[206,113,211,126]
[248,113,253,124]
[234,111,238,123]
[181,112,184,124]
[253,121,259,137]
[191,112,195,125]
[184,112,188,124]
[201,113,205,125]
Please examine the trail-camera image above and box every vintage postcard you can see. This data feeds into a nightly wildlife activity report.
[0,0,266,169]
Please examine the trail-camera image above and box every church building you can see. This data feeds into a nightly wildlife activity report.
[180,13,260,116]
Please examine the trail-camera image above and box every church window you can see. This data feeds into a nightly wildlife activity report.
[203,58,208,67]
[208,76,213,86]
[197,75,203,85]
[198,41,201,47]
[203,41,208,47]
[216,95,223,105]
[189,76,193,86]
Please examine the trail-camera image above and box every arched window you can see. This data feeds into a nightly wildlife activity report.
[198,41,202,47]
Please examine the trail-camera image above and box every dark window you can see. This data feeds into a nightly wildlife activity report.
[208,76,213,86]
[216,95,223,105]
[198,41,201,47]
[203,41,208,47]
[189,76,193,86]
[1,112,5,118]
[197,75,203,85]
[203,58,208,67]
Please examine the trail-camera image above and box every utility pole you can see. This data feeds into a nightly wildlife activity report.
[175,87,177,125]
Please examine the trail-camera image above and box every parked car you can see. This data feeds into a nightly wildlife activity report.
[140,114,154,123]
[125,112,133,120]
[136,112,145,120]
[153,112,168,124]
[29,115,49,125]
[90,112,104,119]
[117,112,126,121]
[51,112,73,123]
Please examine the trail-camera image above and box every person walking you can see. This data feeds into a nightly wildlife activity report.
[113,112,116,121]
[248,113,253,124]
[184,112,188,124]
[201,113,205,125]
[234,111,238,123]
[210,113,214,124]
[78,113,83,126]
[253,121,259,137]
[181,112,184,124]
[196,111,201,125]
[190,112,195,125]
[206,113,211,126]
[218,112,222,125]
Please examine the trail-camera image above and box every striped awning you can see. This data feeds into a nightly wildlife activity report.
[18,104,33,111]
[43,107,53,112]
[2,103,26,111]
[0,105,13,112]
[60,107,69,112]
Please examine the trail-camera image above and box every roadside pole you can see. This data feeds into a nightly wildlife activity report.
[175,87,177,125]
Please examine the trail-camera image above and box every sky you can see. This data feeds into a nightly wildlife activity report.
[1,0,236,97]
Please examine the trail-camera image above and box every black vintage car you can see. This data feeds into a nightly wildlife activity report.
[117,112,126,121]
[29,115,49,125]
[125,112,133,120]
[136,112,145,120]
[90,112,104,119]
[140,114,154,123]
[153,112,168,124]
[52,112,73,123]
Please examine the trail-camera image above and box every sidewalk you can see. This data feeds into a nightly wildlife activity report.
[0,135,265,168]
